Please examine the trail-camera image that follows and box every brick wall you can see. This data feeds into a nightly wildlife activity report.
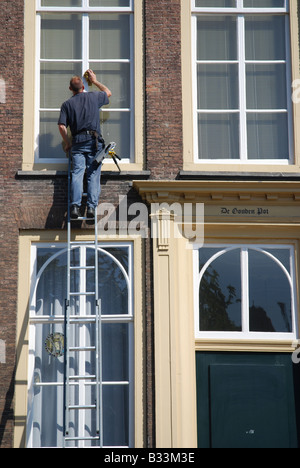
[145,0,183,180]
[0,0,24,448]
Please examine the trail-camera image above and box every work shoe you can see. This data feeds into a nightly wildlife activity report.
[70,205,80,219]
[87,207,95,224]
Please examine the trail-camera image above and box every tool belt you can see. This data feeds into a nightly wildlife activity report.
[74,130,105,151]
[74,130,121,172]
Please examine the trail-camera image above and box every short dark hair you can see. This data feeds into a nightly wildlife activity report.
[69,76,84,92]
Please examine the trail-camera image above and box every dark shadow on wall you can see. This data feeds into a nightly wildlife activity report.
[0,367,16,448]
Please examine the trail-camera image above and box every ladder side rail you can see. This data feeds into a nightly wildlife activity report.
[64,152,72,446]
[94,207,103,447]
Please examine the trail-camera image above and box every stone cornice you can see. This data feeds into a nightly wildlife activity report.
[133,180,300,205]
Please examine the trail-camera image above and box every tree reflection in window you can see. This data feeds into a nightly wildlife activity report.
[200,249,242,331]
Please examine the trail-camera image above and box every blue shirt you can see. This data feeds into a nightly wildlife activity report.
[58,91,109,143]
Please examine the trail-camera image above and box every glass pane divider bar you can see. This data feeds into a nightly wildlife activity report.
[34,381,130,387]
[40,108,131,112]
[196,109,288,113]
[29,315,134,323]
[192,9,288,14]
[196,60,286,64]
[37,8,134,13]
[40,60,131,63]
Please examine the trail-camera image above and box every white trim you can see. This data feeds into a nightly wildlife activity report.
[238,14,247,162]
[192,14,198,162]
[36,0,134,14]
[194,244,298,341]
[37,8,133,13]
[241,247,249,333]
[191,0,289,14]
[191,159,291,165]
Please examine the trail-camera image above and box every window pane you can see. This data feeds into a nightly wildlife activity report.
[84,322,130,381]
[198,114,239,159]
[90,14,130,60]
[247,113,289,160]
[40,62,82,109]
[34,324,65,386]
[36,250,80,315]
[200,249,242,331]
[40,112,66,159]
[245,16,286,61]
[265,249,291,273]
[101,111,131,159]
[249,249,292,333]
[86,248,129,314]
[102,324,129,381]
[195,0,236,6]
[41,0,81,5]
[89,62,130,109]
[246,64,287,110]
[103,247,129,274]
[103,386,129,447]
[41,14,82,60]
[244,0,284,7]
[90,0,130,5]
[32,384,64,447]
[199,248,221,272]
[197,16,237,61]
[198,64,239,110]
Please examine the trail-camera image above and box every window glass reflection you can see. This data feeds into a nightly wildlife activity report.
[249,249,292,332]
[200,249,242,331]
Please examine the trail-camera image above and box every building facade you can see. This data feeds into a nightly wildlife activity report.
[1,0,300,448]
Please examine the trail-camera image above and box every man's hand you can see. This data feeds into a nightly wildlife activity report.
[86,69,97,85]
[85,69,112,98]
[63,141,72,154]
[59,124,72,154]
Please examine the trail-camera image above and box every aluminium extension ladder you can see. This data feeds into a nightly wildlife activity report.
[63,154,103,448]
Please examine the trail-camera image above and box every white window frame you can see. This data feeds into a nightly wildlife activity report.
[194,244,298,341]
[35,0,135,165]
[191,0,294,164]
[26,241,134,448]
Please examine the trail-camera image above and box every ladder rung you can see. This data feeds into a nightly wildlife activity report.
[69,317,97,324]
[65,436,100,442]
[70,292,96,296]
[72,217,95,221]
[68,405,96,410]
[69,375,96,381]
[70,266,96,271]
[69,346,96,352]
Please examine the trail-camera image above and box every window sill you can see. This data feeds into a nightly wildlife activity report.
[182,162,300,175]
[179,170,300,181]
[16,170,151,180]
[195,338,298,353]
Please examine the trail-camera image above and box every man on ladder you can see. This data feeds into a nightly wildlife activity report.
[58,70,112,222]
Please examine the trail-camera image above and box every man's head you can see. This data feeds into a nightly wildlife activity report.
[69,76,84,94]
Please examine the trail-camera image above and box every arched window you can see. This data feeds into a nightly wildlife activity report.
[27,243,134,448]
[195,245,297,339]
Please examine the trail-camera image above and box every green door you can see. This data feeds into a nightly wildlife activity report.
[196,353,300,448]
